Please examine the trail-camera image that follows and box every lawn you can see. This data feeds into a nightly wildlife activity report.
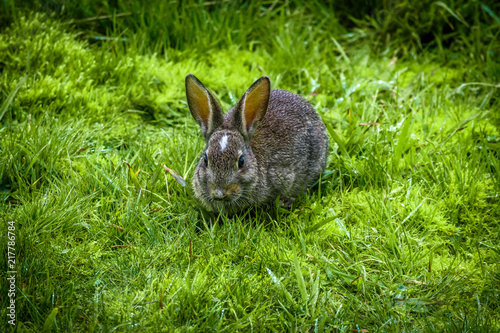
[1,1,500,332]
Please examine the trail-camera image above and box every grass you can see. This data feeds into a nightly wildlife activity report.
[1,1,500,331]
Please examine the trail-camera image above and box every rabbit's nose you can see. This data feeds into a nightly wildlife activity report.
[212,188,226,200]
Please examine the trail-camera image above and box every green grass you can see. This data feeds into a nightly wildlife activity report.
[1,1,500,332]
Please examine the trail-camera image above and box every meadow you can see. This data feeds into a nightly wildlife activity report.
[1,1,499,331]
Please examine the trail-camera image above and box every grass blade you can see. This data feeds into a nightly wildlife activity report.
[124,161,142,193]
[334,218,350,239]
[163,165,187,187]
[0,76,26,122]
[43,307,59,332]
[266,268,296,306]
[325,122,350,159]
[306,217,334,233]
[393,112,412,171]
[293,246,308,304]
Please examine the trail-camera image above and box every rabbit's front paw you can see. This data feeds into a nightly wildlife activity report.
[279,197,295,209]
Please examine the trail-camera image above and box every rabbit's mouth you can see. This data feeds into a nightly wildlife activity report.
[211,192,240,204]
[208,193,244,211]
[205,183,257,213]
[209,183,242,201]
[212,195,233,202]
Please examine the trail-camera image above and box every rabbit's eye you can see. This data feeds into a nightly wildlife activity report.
[238,156,244,169]
[203,154,208,166]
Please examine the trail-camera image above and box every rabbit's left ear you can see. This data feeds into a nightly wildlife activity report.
[233,76,270,140]
[186,74,224,140]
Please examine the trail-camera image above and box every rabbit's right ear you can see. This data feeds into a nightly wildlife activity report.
[186,74,224,140]
[232,76,271,141]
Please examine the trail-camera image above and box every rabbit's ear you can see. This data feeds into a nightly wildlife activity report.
[233,76,270,140]
[186,74,224,140]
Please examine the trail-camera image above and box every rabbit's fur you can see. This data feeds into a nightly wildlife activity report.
[186,74,328,214]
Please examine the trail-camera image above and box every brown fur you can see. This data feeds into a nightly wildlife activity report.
[186,75,328,214]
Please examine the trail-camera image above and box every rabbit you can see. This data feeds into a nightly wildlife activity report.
[186,74,329,215]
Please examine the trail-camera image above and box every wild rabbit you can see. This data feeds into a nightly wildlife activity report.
[186,74,328,214]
